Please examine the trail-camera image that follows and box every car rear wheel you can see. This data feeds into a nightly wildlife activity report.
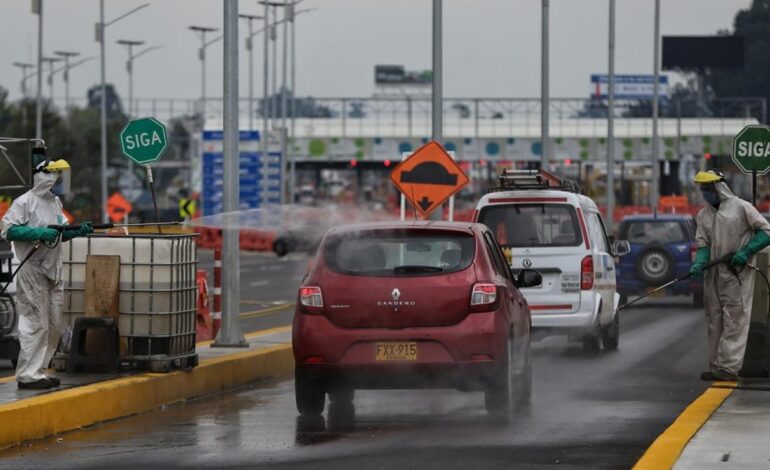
[273,238,290,258]
[601,313,620,351]
[511,336,532,407]
[329,383,354,405]
[295,367,326,415]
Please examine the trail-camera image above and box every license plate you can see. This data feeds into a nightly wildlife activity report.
[375,342,417,361]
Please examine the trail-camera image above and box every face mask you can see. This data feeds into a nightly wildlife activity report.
[702,190,720,207]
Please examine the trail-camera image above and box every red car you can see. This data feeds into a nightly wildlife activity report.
[292,221,540,417]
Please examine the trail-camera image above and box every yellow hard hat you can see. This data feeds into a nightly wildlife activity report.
[694,170,724,184]
[34,159,71,173]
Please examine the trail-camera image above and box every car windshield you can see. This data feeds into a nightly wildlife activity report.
[625,221,686,244]
[323,230,475,276]
[477,203,582,247]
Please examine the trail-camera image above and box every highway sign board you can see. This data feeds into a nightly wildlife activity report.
[106,192,132,223]
[179,198,197,219]
[119,117,168,165]
[590,74,669,100]
[732,125,770,175]
[390,141,469,217]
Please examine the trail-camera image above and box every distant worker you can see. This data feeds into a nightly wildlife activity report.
[0,150,93,389]
[689,170,770,381]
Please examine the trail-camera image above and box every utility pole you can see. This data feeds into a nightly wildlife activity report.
[606,0,616,234]
[289,4,296,203]
[280,0,289,204]
[259,2,284,207]
[189,25,219,121]
[430,0,442,221]
[54,51,79,110]
[651,0,661,210]
[215,0,247,348]
[239,14,263,132]
[541,0,550,171]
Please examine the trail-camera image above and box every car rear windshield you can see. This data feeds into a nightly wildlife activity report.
[323,230,476,277]
[624,221,687,244]
[477,203,583,247]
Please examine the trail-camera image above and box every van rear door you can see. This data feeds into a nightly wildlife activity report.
[476,202,585,313]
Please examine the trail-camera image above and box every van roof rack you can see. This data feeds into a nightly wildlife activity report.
[497,169,582,194]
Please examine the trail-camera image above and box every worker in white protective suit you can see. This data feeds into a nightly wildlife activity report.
[0,154,93,389]
[690,170,770,381]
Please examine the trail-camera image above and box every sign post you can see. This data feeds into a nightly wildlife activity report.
[731,125,770,206]
[119,117,168,231]
[390,141,469,218]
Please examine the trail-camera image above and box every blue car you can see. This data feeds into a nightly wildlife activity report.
[615,215,703,307]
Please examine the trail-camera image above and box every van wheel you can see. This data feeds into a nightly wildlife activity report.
[692,292,704,308]
[295,368,326,415]
[582,333,601,354]
[485,337,512,416]
[273,238,290,257]
[619,294,628,307]
[601,313,620,351]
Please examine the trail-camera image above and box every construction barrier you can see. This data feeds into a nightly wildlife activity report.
[212,245,222,339]
[196,269,213,342]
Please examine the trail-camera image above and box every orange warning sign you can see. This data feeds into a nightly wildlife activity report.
[106,192,133,223]
[389,141,469,217]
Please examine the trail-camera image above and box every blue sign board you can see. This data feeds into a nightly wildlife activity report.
[201,130,282,215]
[590,74,669,99]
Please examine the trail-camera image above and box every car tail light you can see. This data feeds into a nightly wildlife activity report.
[471,283,497,306]
[299,286,323,308]
[581,256,594,290]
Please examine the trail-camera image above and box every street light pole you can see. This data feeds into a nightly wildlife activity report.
[541,0,550,171]
[280,0,289,204]
[116,40,144,116]
[239,14,264,132]
[290,6,296,203]
[271,6,278,121]
[12,62,34,99]
[43,57,63,105]
[32,0,43,140]
[54,51,79,110]
[189,26,219,122]
[606,0,616,234]
[96,1,149,223]
[430,0,442,221]
[215,0,247,348]
[651,0,661,211]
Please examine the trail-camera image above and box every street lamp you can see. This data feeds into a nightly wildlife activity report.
[116,40,162,117]
[32,0,43,140]
[53,50,79,110]
[96,1,149,223]
[12,62,34,98]
[239,13,264,132]
[42,57,63,104]
[189,25,219,122]
[50,55,95,111]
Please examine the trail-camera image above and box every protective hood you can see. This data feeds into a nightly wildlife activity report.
[31,171,59,198]
[713,180,735,203]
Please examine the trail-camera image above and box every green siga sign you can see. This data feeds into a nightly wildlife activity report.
[732,125,770,175]
[119,117,168,165]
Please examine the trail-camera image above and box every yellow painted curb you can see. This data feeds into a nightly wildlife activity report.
[632,386,734,470]
[0,341,294,450]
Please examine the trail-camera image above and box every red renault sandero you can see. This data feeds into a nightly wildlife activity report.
[292,221,540,417]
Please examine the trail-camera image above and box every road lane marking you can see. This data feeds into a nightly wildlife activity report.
[239,302,295,319]
[196,325,291,348]
[632,385,734,470]
[249,280,270,287]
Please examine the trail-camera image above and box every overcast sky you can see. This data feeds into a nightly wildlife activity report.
[0,0,751,105]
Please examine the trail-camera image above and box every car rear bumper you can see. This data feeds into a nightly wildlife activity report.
[292,310,509,389]
[529,291,596,332]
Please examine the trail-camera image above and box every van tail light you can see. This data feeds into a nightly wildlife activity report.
[299,286,323,310]
[690,243,697,262]
[471,283,498,311]
[581,256,594,290]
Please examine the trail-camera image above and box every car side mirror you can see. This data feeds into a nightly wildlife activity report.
[612,240,631,257]
[514,269,542,288]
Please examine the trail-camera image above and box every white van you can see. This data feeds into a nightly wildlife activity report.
[473,170,630,352]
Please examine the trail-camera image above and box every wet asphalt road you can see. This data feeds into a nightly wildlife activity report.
[0,297,709,470]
